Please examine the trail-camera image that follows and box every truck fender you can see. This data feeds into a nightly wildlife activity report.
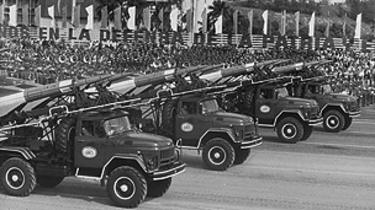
[0,147,36,161]
[100,155,147,179]
[320,103,346,115]
[274,110,306,127]
[191,129,237,149]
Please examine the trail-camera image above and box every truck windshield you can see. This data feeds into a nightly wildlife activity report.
[103,116,132,136]
[200,99,220,114]
[276,87,289,98]
[321,84,333,94]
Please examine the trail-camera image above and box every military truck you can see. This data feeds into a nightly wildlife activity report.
[156,91,262,171]
[0,75,185,208]
[289,76,360,132]
[222,77,322,143]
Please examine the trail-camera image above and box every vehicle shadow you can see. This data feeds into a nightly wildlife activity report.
[0,179,174,208]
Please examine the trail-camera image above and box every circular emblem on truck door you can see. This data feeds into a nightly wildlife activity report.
[260,105,271,113]
[81,146,97,159]
[181,122,194,132]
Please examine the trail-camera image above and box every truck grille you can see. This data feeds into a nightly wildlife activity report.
[310,107,319,119]
[244,125,256,138]
[159,147,175,167]
[349,101,360,112]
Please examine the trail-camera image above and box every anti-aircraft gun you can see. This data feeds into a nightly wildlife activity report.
[272,60,360,132]
[0,66,221,208]
[196,60,323,143]
[105,64,263,171]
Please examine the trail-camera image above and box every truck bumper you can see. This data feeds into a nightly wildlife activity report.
[348,111,361,118]
[151,162,186,181]
[240,136,263,149]
[307,117,323,126]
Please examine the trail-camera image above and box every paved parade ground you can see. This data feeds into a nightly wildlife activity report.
[2,106,375,210]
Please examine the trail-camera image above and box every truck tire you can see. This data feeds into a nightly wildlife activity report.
[55,118,76,154]
[107,166,147,208]
[202,138,235,171]
[0,157,36,196]
[234,149,251,165]
[301,125,313,141]
[342,117,353,131]
[37,175,64,188]
[147,178,171,198]
[276,117,304,143]
[323,110,345,132]
[161,101,176,135]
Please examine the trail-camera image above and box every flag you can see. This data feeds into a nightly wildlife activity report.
[57,0,61,14]
[233,10,238,34]
[158,7,164,31]
[143,6,151,31]
[101,6,108,28]
[85,5,94,29]
[262,10,268,35]
[9,4,17,27]
[72,1,80,27]
[342,13,347,37]
[62,5,67,27]
[248,9,253,35]
[170,5,179,32]
[215,14,223,34]
[22,3,29,26]
[201,6,207,33]
[71,0,76,24]
[127,6,136,30]
[114,6,122,30]
[48,5,55,28]
[325,20,330,37]
[0,3,4,24]
[280,10,286,36]
[34,5,41,27]
[295,11,300,36]
[308,12,315,37]
[354,13,361,39]
[186,8,192,32]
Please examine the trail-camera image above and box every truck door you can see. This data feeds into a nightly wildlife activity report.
[74,120,111,169]
[255,87,279,125]
[175,100,211,147]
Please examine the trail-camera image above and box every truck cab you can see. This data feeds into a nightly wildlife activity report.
[160,95,262,171]
[291,81,360,132]
[0,110,185,208]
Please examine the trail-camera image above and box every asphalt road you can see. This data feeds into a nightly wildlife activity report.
[2,107,375,210]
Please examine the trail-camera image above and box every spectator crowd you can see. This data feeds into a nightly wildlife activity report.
[0,37,374,97]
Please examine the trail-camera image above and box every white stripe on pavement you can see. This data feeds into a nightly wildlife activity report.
[301,141,375,150]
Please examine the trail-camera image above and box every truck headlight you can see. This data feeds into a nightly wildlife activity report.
[146,156,159,170]
[233,128,244,139]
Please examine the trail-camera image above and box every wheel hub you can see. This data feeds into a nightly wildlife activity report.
[281,124,297,140]
[208,146,226,166]
[113,177,136,200]
[5,167,25,190]
[326,115,339,129]
[11,175,19,182]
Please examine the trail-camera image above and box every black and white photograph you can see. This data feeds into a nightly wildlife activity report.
[0,0,374,209]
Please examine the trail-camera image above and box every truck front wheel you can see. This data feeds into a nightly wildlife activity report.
[147,178,171,198]
[37,175,64,188]
[234,149,251,165]
[203,138,235,171]
[276,117,304,143]
[301,125,313,141]
[0,157,36,196]
[323,110,345,132]
[107,166,147,208]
